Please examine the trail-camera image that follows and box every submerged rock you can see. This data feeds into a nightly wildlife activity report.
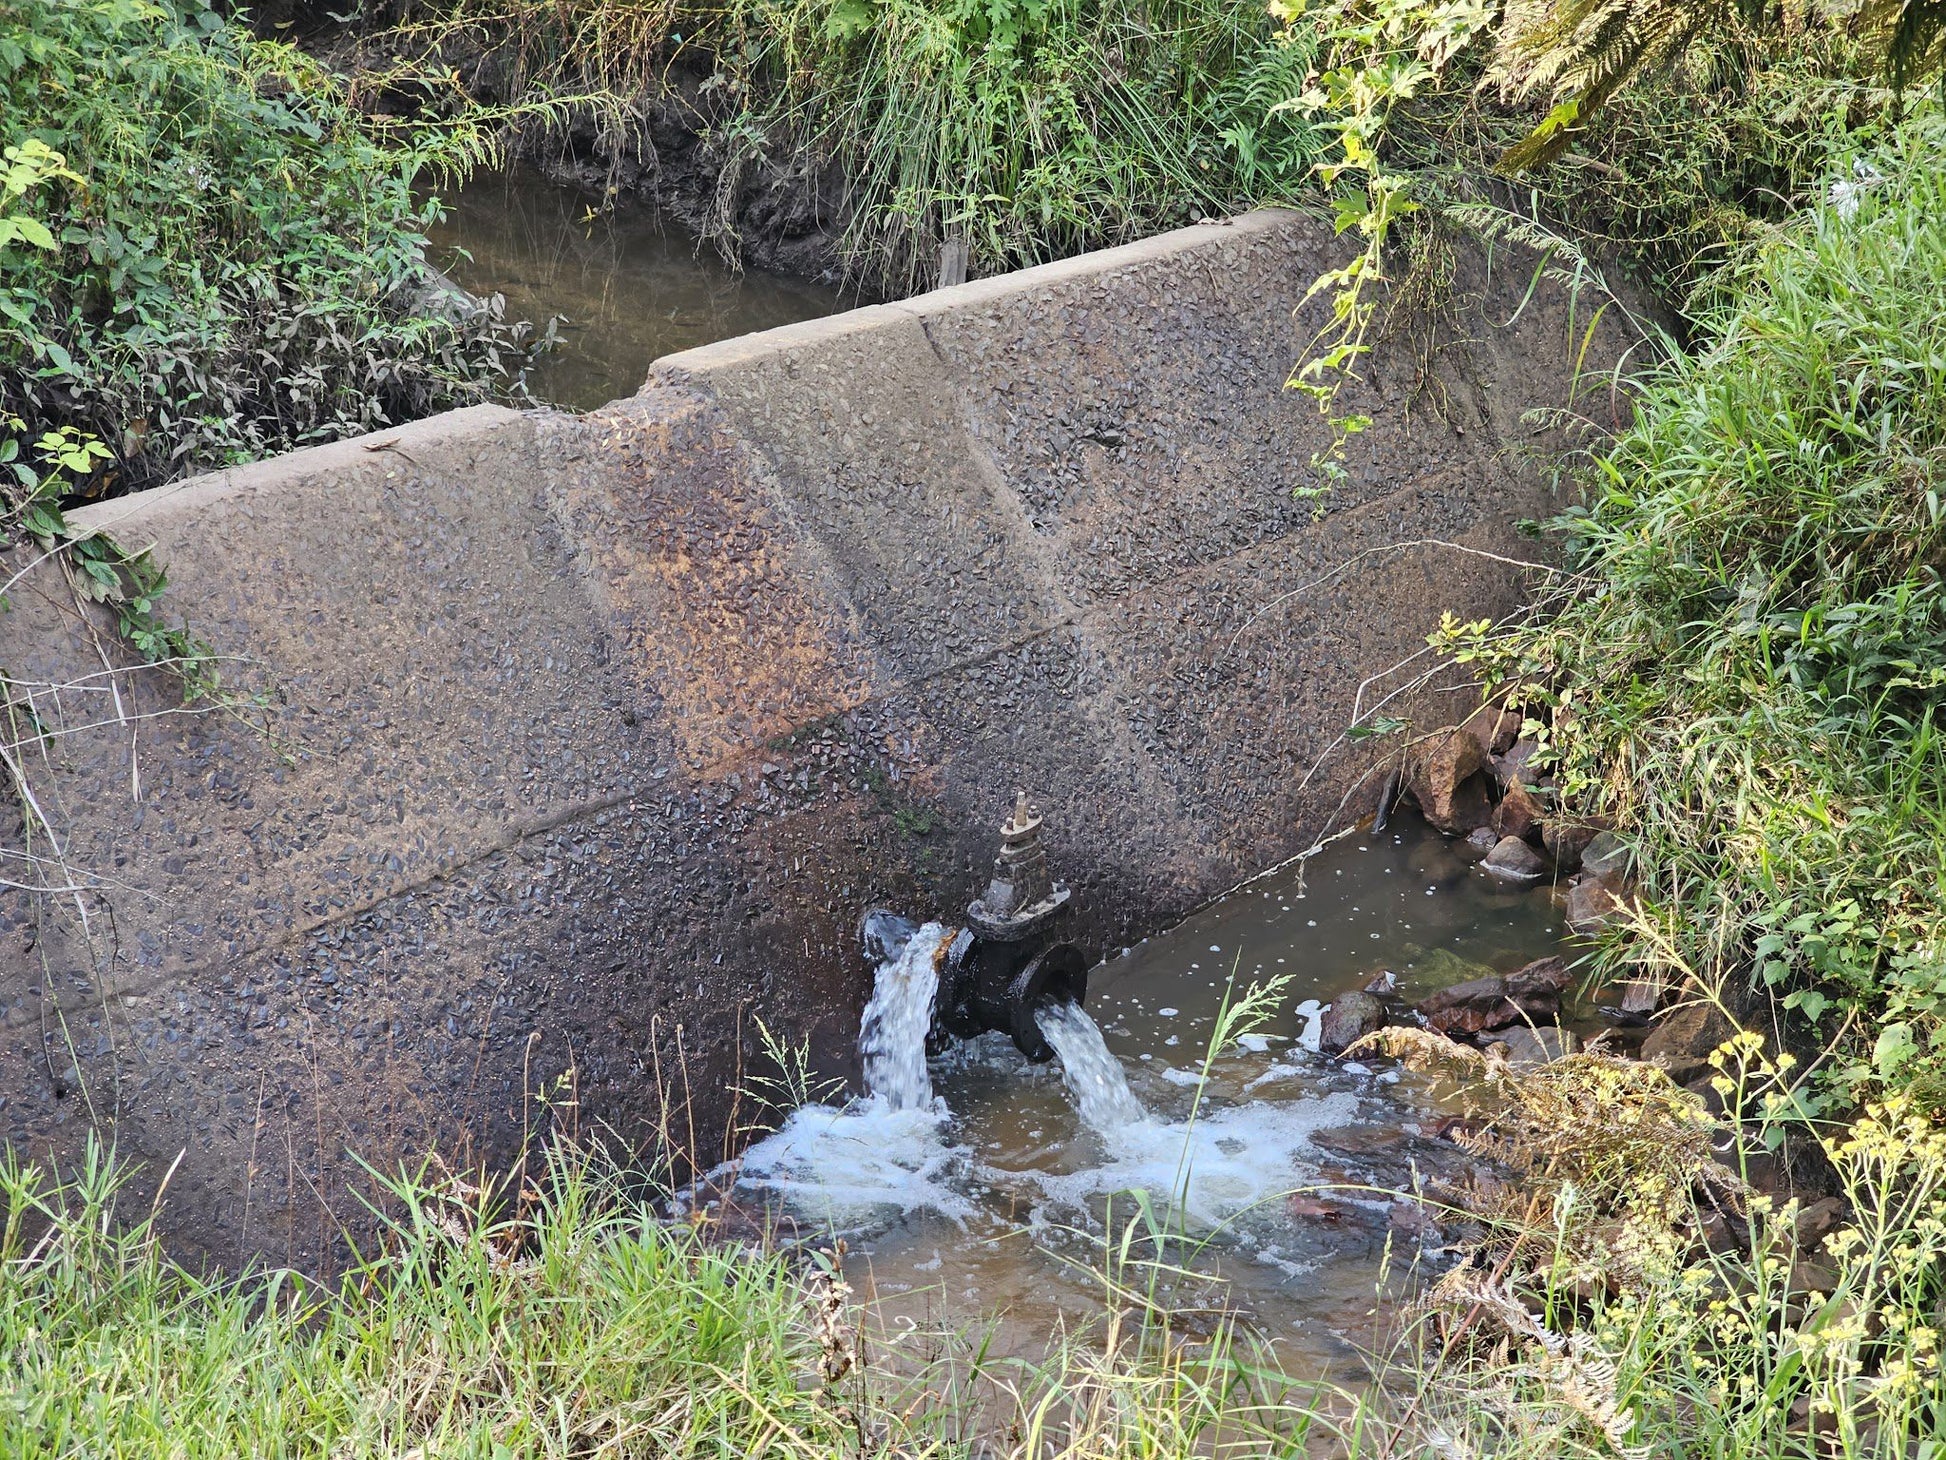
[1417,956,1570,1036]
[1319,990,1389,1054]
[1403,728,1493,835]
[1481,834,1549,882]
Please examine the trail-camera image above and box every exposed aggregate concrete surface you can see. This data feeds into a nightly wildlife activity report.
[0,209,1638,1266]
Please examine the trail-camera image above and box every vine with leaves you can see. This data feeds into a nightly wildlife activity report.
[1275,0,1946,479]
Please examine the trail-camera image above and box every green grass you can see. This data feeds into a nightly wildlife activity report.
[1448,111,1946,1112]
[351,0,1324,293]
[0,1135,1370,1458]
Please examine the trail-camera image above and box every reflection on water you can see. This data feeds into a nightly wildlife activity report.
[425,161,843,410]
[730,815,1571,1378]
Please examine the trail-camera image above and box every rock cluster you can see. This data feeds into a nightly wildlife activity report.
[1384,699,1646,998]
[1309,955,1574,1059]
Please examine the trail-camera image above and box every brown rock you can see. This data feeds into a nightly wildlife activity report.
[1319,991,1389,1054]
[1795,1197,1849,1256]
[1564,870,1629,934]
[1789,1258,1840,1296]
[1579,830,1631,878]
[1491,736,1543,792]
[1639,999,1738,1085]
[1487,1024,1570,1067]
[1314,1124,1407,1156]
[1418,958,1566,1036]
[1543,815,1611,872]
[1506,955,1571,1000]
[1491,779,1546,843]
[1420,974,1510,1034]
[1402,728,1492,835]
[1482,834,1548,882]
[1619,974,1663,1016]
[1462,702,1522,757]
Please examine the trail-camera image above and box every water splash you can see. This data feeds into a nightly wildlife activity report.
[1036,1000,1150,1134]
[733,922,962,1230]
[734,1099,973,1230]
[1034,999,1357,1229]
[859,923,948,1111]
[1031,1090,1362,1231]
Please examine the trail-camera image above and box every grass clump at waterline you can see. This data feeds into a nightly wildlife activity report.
[1443,111,1946,1116]
[341,0,1323,293]
[1345,1027,1946,1457]
[0,0,538,508]
[0,1135,1362,1458]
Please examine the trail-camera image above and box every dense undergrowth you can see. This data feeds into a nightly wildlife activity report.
[0,0,534,509]
[1454,113,1946,1115]
[338,0,1325,291]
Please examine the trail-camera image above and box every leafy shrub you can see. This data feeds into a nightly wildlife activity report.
[1453,115,1946,1110]
[0,0,534,510]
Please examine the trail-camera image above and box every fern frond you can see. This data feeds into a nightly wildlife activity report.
[1862,0,1946,89]
[1493,0,1945,170]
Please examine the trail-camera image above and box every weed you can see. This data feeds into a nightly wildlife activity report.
[1444,113,1946,1111]
[0,0,540,506]
[346,0,1327,294]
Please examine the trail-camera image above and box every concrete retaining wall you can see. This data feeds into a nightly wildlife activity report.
[0,209,1633,1265]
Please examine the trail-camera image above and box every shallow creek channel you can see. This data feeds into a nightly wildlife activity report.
[724,817,1578,1378]
[426,161,842,410]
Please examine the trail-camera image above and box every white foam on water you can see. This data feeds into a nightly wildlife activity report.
[858,922,949,1111]
[735,1098,974,1230]
[1032,1089,1363,1231]
[1034,998,1361,1232]
[734,921,975,1229]
[1292,999,1325,1053]
[1243,1061,1306,1092]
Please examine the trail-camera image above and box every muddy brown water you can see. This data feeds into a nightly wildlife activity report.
[425,161,844,410]
[728,816,1581,1380]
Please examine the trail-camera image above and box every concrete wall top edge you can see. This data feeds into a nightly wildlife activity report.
[893,207,1314,319]
[65,403,531,541]
[648,208,1320,385]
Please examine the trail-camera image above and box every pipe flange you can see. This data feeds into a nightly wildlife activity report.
[929,927,983,1049]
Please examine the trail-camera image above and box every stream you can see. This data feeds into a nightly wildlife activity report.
[426,161,843,410]
[729,817,1571,1377]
